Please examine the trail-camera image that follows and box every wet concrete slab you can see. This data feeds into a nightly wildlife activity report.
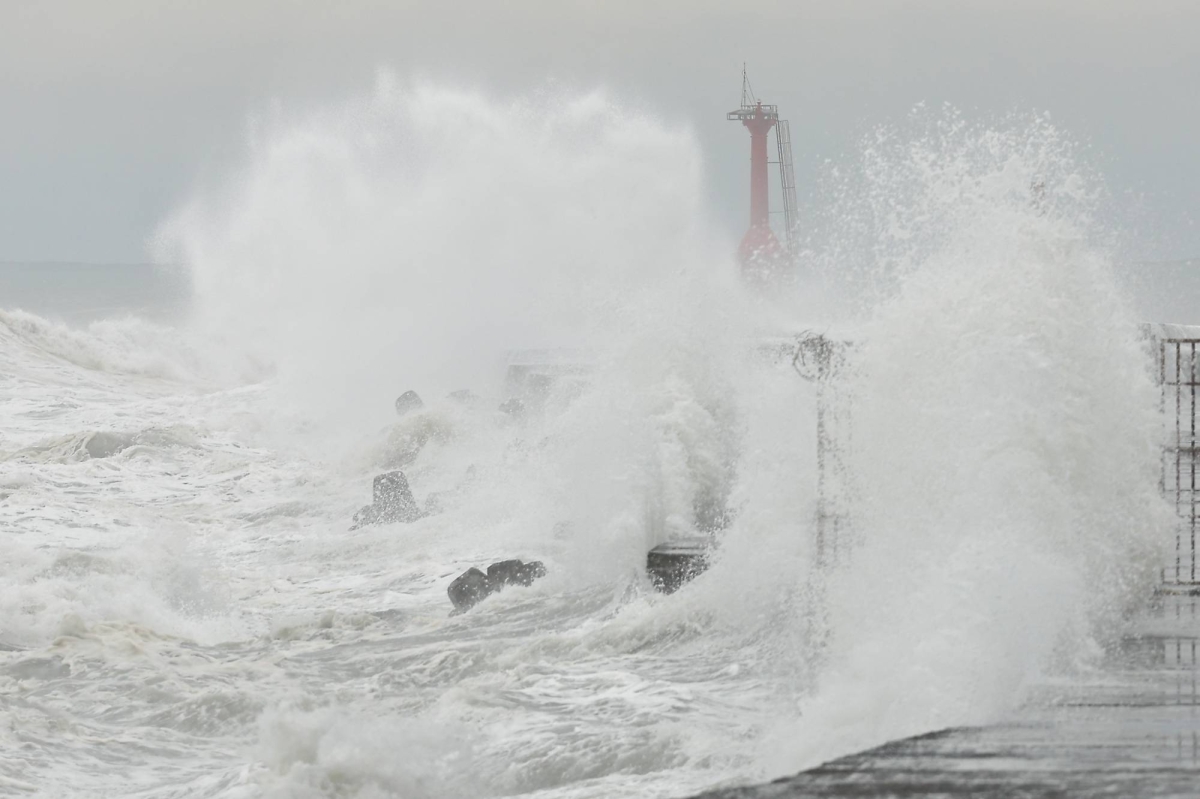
[695,595,1199,798]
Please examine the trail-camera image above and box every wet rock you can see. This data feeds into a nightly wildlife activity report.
[379,414,454,470]
[374,471,419,512]
[394,390,424,416]
[647,538,711,594]
[447,389,479,403]
[381,427,430,469]
[351,471,423,529]
[350,505,382,530]
[448,567,494,612]
[487,559,547,587]
[448,559,548,613]
[498,398,525,417]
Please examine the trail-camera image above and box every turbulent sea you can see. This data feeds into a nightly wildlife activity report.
[0,82,1177,798]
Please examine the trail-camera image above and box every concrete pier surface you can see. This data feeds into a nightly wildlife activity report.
[694,595,1199,798]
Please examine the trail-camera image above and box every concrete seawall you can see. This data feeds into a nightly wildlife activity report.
[694,595,1199,798]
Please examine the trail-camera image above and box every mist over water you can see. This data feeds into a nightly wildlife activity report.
[768,110,1170,773]
[0,80,1172,797]
[158,76,742,435]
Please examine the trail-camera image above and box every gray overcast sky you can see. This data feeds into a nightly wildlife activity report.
[2,0,1198,263]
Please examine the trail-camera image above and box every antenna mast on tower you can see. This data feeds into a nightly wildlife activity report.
[727,67,799,276]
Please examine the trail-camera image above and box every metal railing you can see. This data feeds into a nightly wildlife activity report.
[1160,335,1200,592]
[795,327,1200,591]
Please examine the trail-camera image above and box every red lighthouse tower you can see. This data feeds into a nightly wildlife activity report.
[728,70,798,280]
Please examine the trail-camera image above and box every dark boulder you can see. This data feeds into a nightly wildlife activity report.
[448,567,494,612]
[351,471,423,529]
[381,425,435,469]
[374,471,421,518]
[647,538,711,594]
[487,559,547,587]
[498,398,525,417]
[447,558,548,613]
[381,414,453,470]
[394,390,424,416]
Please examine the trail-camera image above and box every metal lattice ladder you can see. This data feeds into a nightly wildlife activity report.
[775,120,799,259]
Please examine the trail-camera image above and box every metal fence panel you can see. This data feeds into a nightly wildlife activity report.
[1161,338,1200,589]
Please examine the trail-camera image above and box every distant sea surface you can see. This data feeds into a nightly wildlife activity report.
[0,262,190,323]
[1127,259,1200,326]
[2,259,1194,328]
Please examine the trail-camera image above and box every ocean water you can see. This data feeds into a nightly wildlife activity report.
[0,82,1173,798]
[0,262,189,325]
